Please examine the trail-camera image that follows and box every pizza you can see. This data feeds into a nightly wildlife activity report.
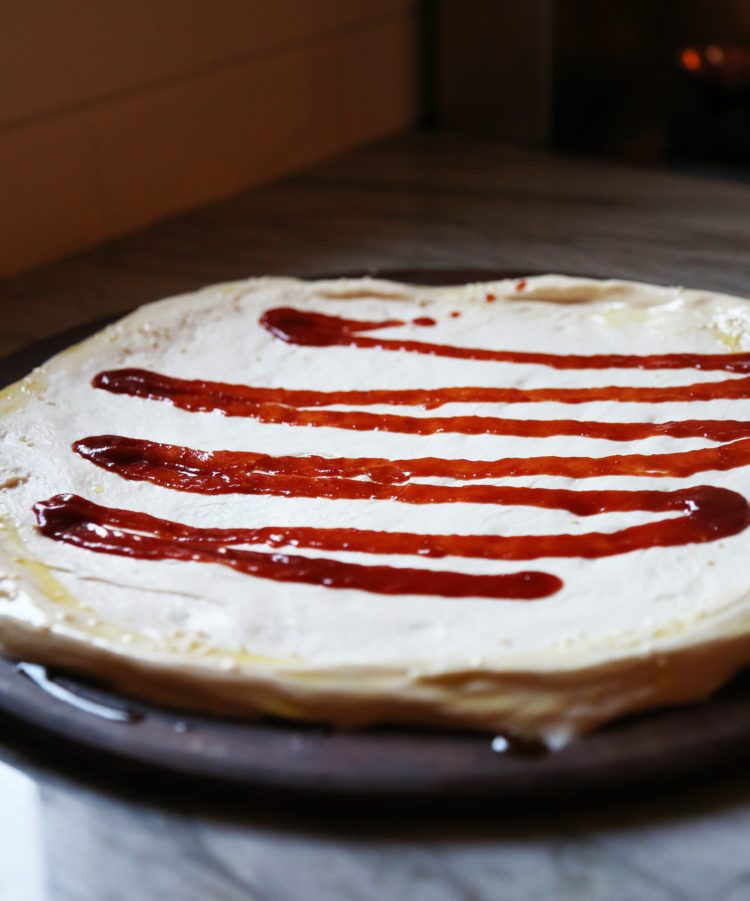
[2,274,750,746]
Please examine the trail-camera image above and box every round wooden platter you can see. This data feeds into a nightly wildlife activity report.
[1,268,750,804]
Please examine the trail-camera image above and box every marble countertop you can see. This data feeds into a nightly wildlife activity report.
[2,133,750,900]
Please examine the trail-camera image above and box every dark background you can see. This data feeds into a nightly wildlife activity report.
[432,0,750,171]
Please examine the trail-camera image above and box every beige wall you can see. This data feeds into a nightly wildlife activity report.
[1,1,419,274]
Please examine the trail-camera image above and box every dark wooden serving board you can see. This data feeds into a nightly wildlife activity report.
[1,268,749,803]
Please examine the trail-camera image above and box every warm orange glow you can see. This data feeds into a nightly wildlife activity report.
[706,44,725,66]
[681,48,702,71]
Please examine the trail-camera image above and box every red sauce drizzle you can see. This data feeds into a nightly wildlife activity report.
[34,495,560,600]
[92,370,750,439]
[74,434,750,484]
[258,307,750,372]
[36,305,750,601]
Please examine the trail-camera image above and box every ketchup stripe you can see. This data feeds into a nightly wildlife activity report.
[38,477,750,562]
[74,435,750,491]
[260,307,750,373]
[95,367,750,409]
[92,370,750,441]
[33,495,561,600]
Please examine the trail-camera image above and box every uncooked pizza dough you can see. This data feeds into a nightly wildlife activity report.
[2,274,750,746]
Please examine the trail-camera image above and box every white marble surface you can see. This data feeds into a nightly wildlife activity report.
[0,762,44,901]
[2,134,750,899]
[2,751,750,901]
